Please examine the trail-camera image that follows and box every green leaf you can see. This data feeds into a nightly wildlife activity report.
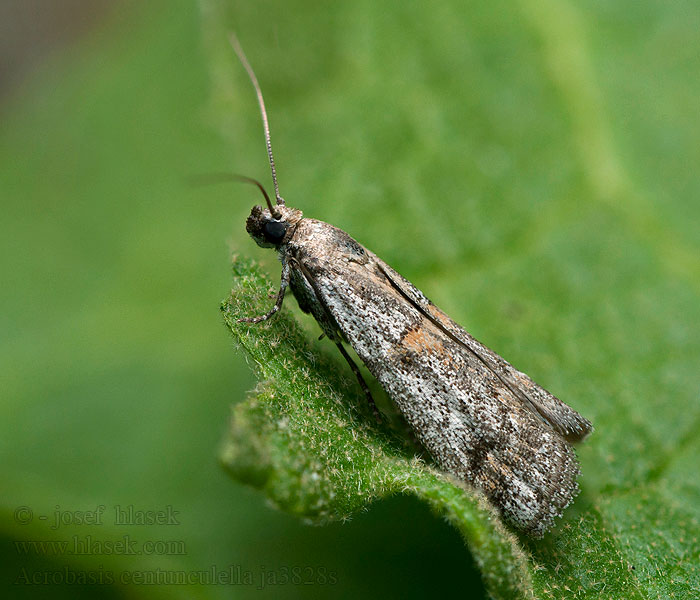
[221,257,532,598]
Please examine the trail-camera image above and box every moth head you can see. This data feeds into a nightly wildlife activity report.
[246,205,302,248]
[229,38,302,251]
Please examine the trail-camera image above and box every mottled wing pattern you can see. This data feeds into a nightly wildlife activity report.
[287,219,584,536]
[377,263,593,443]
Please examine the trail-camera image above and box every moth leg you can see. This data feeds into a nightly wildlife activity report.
[335,342,381,423]
[238,260,290,323]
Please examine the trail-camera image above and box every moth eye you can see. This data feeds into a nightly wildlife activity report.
[263,220,288,244]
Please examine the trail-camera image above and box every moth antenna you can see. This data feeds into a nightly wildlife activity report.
[230,33,285,212]
[188,172,277,214]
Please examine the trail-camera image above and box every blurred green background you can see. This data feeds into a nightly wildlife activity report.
[2,0,699,598]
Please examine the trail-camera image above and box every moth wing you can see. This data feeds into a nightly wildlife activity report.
[377,262,593,443]
[291,225,583,535]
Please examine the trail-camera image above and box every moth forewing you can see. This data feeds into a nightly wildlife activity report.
[230,35,591,536]
[283,219,587,536]
[377,262,593,444]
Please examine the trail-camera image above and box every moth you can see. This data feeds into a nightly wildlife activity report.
[230,36,592,537]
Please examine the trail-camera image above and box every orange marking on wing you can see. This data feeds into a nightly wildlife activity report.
[401,324,447,355]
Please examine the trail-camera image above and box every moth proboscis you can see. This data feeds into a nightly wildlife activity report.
[228,34,592,537]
